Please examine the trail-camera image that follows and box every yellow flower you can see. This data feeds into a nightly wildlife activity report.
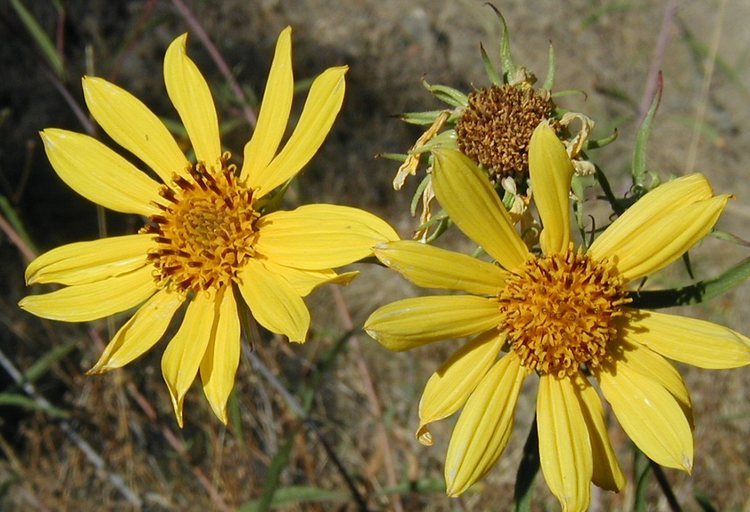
[20,27,398,427]
[365,122,750,510]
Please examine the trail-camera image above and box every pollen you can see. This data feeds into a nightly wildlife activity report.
[497,248,629,378]
[142,152,259,294]
[456,84,556,183]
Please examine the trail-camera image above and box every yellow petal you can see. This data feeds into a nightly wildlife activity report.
[237,258,310,342]
[597,362,693,471]
[19,266,156,322]
[588,174,713,260]
[445,353,526,496]
[255,204,399,270]
[528,122,574,255]
[364,295,501,352]
[261,259,358,297]
[26,234,152,286]
[164,34,221,166]
[432,148,529,271]
[200,287,241,424]
[88,289,184,374]
[417,330,505,446]
[374,241,508,296]
[592,195,729,281]
[537,375,592,512]
[253,66,347,197]
[615,335,693,427]
[161,293,216,427]
[82,76,189,183]
[241,27,293,183]
[40,129,162,216]
[625,309,750,369]
[574,374,625,492]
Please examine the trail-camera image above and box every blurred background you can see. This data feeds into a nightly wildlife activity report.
[1,0,749,510]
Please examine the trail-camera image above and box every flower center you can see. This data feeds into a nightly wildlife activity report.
[497,248,629,378]
[143,152,259,294]
[456,84,556,183]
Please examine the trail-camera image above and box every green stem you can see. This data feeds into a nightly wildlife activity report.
[513,416,539,512]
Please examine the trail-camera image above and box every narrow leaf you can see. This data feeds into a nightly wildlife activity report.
[632,72,663,188]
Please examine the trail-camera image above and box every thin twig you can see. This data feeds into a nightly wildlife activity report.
[650,461,683,512]
[42,68,95,135]
[0,211,36,263]
[331,286,404,512]
[0,346,142,507]
[243,343,369,510]
[637,0,678,125]
[171,0,258,128]
[123,381,232,512]
[685,0,728,174]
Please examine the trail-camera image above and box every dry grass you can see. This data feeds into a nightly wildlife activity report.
[1,0,749,510]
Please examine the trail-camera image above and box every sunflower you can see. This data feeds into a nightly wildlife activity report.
[20,27,398,427]
[365,122,750,510]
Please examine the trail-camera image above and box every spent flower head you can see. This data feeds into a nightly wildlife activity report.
[390,7,599,241]
[20,27,398,427]
[365,123,750,510]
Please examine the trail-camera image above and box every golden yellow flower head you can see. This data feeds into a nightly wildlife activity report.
[20,27,398,427]
[365,122,749,511]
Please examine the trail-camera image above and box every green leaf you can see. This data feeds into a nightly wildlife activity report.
[542,43,555,90]
[710,229,750,246]
[480,42,501,86]
[10,0,65,78]
[401,110,442,126]
[585,129,618,150]
[632,72,662,188]
[422,80,469,107]
[487,4,517,82]
[629,256,750,309]
[239,485,349,511]
[0,393,69,419]
[378,152,408,162]
[23,339,77,384]
[0,195,39,257]
[694,493,719,512]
